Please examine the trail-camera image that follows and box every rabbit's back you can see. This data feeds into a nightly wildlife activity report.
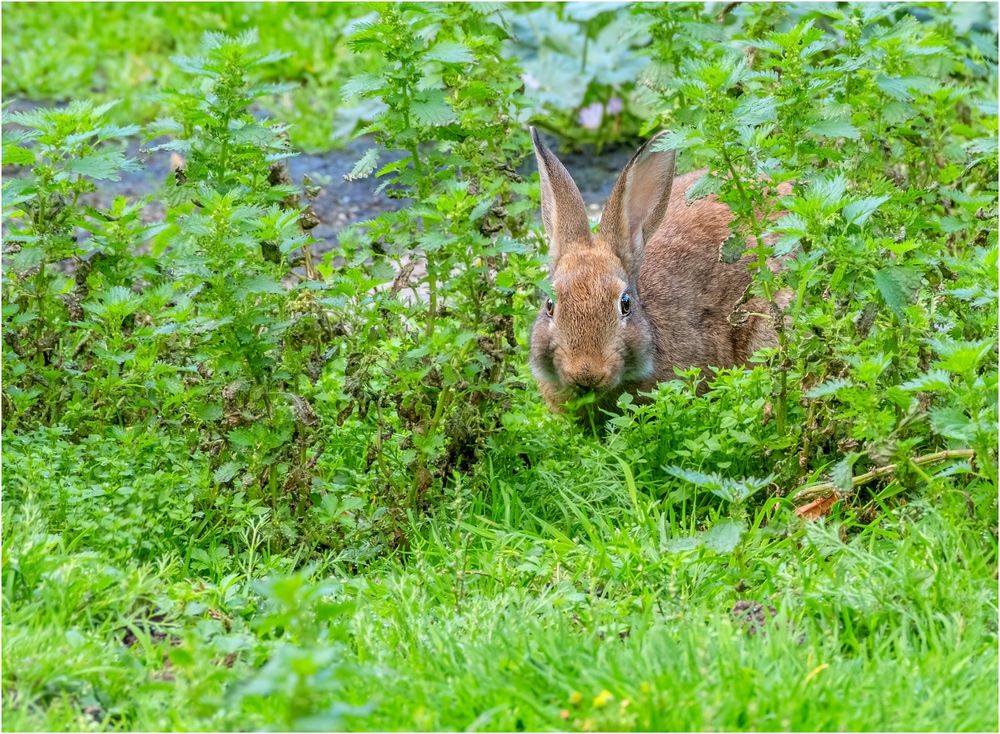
[638,170,778,382]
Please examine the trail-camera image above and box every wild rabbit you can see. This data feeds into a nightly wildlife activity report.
[528,127,786,417]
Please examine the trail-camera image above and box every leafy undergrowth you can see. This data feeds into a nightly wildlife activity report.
[2,3,998,732]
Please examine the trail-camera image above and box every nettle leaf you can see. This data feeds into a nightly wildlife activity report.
[213,461,242,484]
[843,195,890,227]
[805,378,852,398]
[874,75,913,101]
[965,136,998,156]
[345,147,379,181]
[3,145,35,166]
[930,406,977,442]
[702,520,746,553]
[426,41,473,64]
[810,174,848,208]
[341,73,383,101]
[664,466,772,504]
[685,172,722,203]
[733,95,776,126]
[807,118,860,139]
[874,266,916,320]
[236,274,285,297]
[899,370,951,392]
[664,519,747,554]
[930,339,995,374]
[653,128,703,153]
[719,232,746,265]
[411,90,455,126]
[63,150,141,181]
[830,452,860,494]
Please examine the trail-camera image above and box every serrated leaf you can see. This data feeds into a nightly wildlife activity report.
[719,232,745,265]
[965,136,998,156]
[875,75,913,101]
[805,378,852,398]
[733,95,776,126]
[426,41,473,64]
[807,119,860,139]
[236,274,285,297]
[213,461,241,484]
[652,128,702,153]
[685,172,721,203]
[928,338,994,374]
[899,370,951,392]
[63,150,140,181]
[195,402,224,422]
[411,91,455,126]
[702,520,746,553]
[664,466,772,504]
[843,195,890,227]
[340,73,383,101]
[830,453,860,494]
[929,406,976,442]
[345,147,379,181]
[663,536,701,553]
[3,145,36,166]
[874,266,910,320]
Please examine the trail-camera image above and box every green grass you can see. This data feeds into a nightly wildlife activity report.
[1,2,378,152]
[2,3,997,731]
[4,400,997,731]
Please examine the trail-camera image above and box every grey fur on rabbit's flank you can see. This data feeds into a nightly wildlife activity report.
[528,127,787,416]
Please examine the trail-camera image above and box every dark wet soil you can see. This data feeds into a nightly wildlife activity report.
[3,103,639,257]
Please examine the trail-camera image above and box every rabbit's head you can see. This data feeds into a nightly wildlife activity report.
[528,127,676,410]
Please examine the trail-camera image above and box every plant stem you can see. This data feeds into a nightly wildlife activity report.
[793,449,977,502]
[719,145,789,435]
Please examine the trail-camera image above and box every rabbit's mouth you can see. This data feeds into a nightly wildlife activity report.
[563,368,618,395]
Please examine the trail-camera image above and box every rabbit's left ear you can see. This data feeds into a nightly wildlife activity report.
[599,132,676,277]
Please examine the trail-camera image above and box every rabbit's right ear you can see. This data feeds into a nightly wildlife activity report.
[530,127,591,264]
[599,132,676,278]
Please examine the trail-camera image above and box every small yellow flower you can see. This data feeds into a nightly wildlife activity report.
[569,691,583,706]
[619,698,632,711]
[593,689,614,708]
[559,709,570,720]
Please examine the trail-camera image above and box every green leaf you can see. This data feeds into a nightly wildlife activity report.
[3,145,35,166]
[652,128,703,153]
[63,149,140,181]
[733,95,776,126]
[702,519,746,553]
[899,370,951,392]
[931,339,994,375]
[830,453,860,494]
[426,41,473,64]
[411,90,455,126]
[195,402,224,421]
[345,147,379,181]
[236,275,285,297]
[805,378,852,398]
[874,266,911,320]
[719,232,745,265]
[340,73,383,101]
[930,406,977,442]
[213,461,242,484]
[807,119,861,139]
[843,196,890,227]
[664,466,772,504]
[685,172,721,203]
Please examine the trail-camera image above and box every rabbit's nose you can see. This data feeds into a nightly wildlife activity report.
[568,364,607,391]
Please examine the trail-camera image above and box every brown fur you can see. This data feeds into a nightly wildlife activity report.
[529,128,786,417]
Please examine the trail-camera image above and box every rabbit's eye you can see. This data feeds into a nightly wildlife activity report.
[545,297,555,317]
[619,291,632,316]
